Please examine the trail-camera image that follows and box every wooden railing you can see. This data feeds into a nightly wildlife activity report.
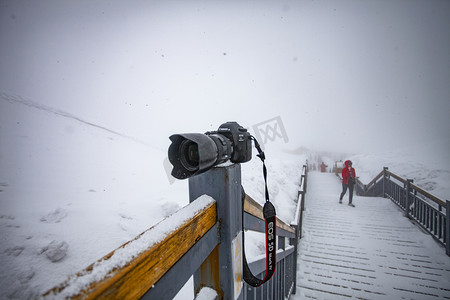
[42,162,308,299]
[355,167,449,256]
[42,196,218,299]
[241,161,307,299]
[243,194,297,299]
[290,163,307,295]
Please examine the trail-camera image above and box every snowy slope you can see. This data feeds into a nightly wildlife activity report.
[0,94,181,298]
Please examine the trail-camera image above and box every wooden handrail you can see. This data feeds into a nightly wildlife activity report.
[244,194,295,235]
[43,200,217,299]
[385,170,406,184]
[43,191,298,299]
[410,182,446,207]
[364,170,384,188]
[361,169,445,207]
[384,170,444,206]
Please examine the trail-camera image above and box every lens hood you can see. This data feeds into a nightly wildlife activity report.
[169,133,220,179]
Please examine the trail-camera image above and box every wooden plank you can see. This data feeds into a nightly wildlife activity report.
[196,245,221,298]
[244,194,295,234]
[44,201,217,300]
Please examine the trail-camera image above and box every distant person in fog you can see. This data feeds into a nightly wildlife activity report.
[339,160,356,207]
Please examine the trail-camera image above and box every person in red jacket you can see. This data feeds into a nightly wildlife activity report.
[339,160,356,207]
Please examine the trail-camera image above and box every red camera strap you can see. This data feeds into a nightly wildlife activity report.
[241,137,277,287]
[242,200,277,287]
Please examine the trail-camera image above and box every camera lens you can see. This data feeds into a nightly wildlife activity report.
[179,140,199,171]
[168,123,246,180]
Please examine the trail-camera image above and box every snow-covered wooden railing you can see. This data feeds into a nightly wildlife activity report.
[289,162,308,295]
[292,163,308,231]
[356,167,450,256]
[42,162,307,299]
[42,195,218,299]
[242,193,297,299]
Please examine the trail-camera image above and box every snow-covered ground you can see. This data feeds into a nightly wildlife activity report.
[1,94,449,299]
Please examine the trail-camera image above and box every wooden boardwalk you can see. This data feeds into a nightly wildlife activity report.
[294,172,450,300]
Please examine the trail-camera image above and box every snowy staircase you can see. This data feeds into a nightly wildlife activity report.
[295,172,450,299]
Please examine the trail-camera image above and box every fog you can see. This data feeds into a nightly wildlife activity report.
[1,0,449,155]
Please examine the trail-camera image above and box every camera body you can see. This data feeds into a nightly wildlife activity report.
[168,122,252,179]
[212,122,252,163]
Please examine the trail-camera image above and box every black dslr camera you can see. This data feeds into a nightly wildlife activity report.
[169,122,276,286]
[168,122,252,179]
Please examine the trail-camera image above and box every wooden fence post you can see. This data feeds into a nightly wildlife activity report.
[189,164,244,300]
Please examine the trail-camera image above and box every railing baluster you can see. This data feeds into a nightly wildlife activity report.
[424,205,428,229]
[434,210,438,236]
[414,197,418,219]
[429,207,432,230]
[446,201,450,256]
[432,209,435,235]
[420,201,424,224]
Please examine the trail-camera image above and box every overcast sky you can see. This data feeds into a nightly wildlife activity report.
[1,0,449,155]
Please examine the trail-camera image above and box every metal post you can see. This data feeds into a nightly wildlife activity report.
[383,167,388,198]
[446,200,450,257]
[298,192,304,239]
[405,179,413,218]
[300,190,305,212]
[303,161,308,193]
[189,164,244,300]
[291,225,298,295]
